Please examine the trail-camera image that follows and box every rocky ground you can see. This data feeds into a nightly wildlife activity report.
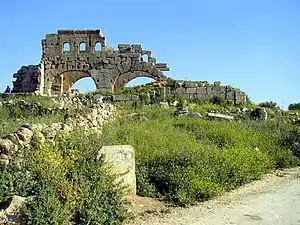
[127,167,300,225]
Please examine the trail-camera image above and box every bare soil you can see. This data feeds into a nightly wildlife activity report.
[126,167,300,225]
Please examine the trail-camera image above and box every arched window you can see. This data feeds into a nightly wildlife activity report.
[94,42,102,52]
[79,42,86,52]
[63,42,70,52]
[142,54,148,62]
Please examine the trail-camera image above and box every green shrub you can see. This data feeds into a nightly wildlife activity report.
[289,103,300,111]
[286,127,300,159]
[0,131,127,224]
[25,184,71,225]
[258,101,279,109]
[100,107,288,205]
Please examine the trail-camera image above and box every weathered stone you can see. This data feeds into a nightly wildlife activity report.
[0,154,9,165]
[187,113,202,118]
[12,30,171,95]
[184,82,198,88]
[159,102,169,108]
[0,195,27,224]
[251,108,268,120]
[97,145,136,195]
[196,87,206,94]
[175,107,189,115]
[185,88,197,94]
[207,113,234,120]
[0,139,14,155]
[16,127,33,143]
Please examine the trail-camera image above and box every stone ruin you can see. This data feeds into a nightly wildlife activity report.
[160,80,246,104]
[11,29,247,104]
[12,29,169,95]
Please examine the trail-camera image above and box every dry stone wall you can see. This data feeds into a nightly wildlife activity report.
[0,98,116,167]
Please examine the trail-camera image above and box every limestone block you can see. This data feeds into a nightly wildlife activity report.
[121,62,131,73]
[206,87,213,94]
[207,113,234,121]
[226,91,235,100]
[175,87,184,94]
[184,82,198,88]
[197,93,206,98]
[97,145,136,195]
[0,195,28,223]
[196,87,206,94]
[185,88,197,94]
[0,139,14,155]
[16,127,33,143]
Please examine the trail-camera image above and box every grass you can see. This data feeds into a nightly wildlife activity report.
[0,131,128,224]
[0,95,298,223]
[0,96,65,137]
[100,105,296,205]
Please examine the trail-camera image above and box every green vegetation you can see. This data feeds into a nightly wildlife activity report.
[289,103,300,111]
[0,94,299,223]
[258,101,280,110]
[0,95,66,136]
[101,106,296,205]
[0,131,127,224]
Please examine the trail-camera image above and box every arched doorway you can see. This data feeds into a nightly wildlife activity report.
[126,77,155,88]
[72,77,97,93]
[53,70,97,95]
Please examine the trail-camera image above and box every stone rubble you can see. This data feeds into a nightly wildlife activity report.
[0,97,116,167]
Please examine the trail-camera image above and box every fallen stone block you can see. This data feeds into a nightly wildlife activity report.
[207,112,234,120]
[0,195,27,224]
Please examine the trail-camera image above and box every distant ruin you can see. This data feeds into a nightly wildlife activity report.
[11,29,246,104]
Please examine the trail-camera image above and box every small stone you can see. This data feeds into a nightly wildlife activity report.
[0,139,14,155]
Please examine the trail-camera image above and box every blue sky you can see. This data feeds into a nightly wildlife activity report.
[0,0,299,108]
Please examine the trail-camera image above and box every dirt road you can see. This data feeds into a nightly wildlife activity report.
[130,168,300,225]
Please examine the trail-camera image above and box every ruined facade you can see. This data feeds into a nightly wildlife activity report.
[12,29,169,95]
[11,29,247,104]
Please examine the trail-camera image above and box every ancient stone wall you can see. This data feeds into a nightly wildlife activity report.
[12,29,169,95]
[0,97,116,166]
[106,80,247,104]
[12,65,40,93]
[163,80,246,104]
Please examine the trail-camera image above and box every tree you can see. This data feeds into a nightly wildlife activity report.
[258,101,279,109]
[288,103,300,111]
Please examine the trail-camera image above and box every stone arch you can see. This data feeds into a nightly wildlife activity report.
[45,69,97,95]
[58,70,97,94]
[94,41,102,52]
[112,62,168,91]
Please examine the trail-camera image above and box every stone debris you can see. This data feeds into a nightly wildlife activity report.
[251,108,268,120]
[159,102,169,109]
[0,96,116,167]
[207,112,234,121]
[175,106,189,115]
[0,195,27,224]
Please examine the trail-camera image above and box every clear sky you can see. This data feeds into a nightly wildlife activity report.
[0,0,299,108]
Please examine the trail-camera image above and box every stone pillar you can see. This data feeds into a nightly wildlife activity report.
[97,145,136,195]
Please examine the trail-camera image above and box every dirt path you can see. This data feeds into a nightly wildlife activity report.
[129,167,300,225]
